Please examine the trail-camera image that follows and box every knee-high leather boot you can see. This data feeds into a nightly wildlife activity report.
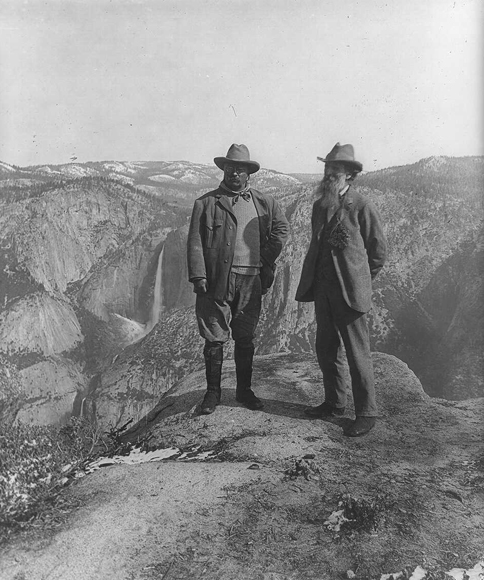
[234,342,263,410]
[201,342,223,415]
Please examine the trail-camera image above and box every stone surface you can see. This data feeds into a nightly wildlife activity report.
[0,293,83,357]
[0,355,24,426]
[1,350,482,580]
[17,356,87,425]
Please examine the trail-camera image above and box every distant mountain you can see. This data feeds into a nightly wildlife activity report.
[288,173,319,183]
[0,161,18,174]
[0,160,307,206]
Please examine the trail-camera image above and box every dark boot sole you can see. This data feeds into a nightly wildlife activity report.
[236,396,264,411]
[201,392,221,415]
[344,419,376,437]
[304,407,345,418]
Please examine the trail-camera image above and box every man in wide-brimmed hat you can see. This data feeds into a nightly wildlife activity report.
[187,143,289,414]
[296,143,386,437]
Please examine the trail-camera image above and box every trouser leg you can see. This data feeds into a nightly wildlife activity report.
[337,310,378,417]
[314,283,348,409]
[231,274,263,410]
[200,341,223,414]
[234,339,254,392]
[195,294,231,415]
[324,284,378,417]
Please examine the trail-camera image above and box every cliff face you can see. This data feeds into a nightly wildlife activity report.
[0,156,482,426]
[84,307,200,427]
[0,355,24,427]
[0,176,190,424]
[17,357,87,425]
[414,228,484,399]
[0,293,82,356]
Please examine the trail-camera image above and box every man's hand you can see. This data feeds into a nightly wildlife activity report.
[192,278,208,295]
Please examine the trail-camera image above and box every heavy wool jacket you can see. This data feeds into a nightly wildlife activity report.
[187,187,289,300]
[295,188,386,312]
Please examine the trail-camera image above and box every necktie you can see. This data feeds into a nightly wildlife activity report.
[232,191,251,204]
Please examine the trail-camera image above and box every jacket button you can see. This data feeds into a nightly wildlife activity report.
[227,242,231,246]
[224,259,228,263]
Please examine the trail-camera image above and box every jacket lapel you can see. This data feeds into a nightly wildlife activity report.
[250,189,271,247]
[342,188,354,212]
[215,189,236,217]
[313,202,326,241]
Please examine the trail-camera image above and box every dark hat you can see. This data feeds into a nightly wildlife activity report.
[317,143,363,172]
[214,143,260,174]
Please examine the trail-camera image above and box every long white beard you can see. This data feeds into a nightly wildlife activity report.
[316,175,347,221]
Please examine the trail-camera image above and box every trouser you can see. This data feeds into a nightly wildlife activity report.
[314,278,378,417]
[196,272,262,388]
[195,271,262,347]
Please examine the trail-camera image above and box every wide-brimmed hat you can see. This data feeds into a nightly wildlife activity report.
[214,143,260,174]
[317,143,363,172]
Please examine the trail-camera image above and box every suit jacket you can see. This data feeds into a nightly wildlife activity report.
[187,187,289,300]
[295,188,386,312]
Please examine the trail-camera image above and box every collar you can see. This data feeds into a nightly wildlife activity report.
[219,181,252,203]
[219,180,251,196]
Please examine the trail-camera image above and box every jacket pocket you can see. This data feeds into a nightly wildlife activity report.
[204,219,223,248]
[260,260,276,292]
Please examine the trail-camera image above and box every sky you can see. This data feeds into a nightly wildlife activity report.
[1,0,482,173]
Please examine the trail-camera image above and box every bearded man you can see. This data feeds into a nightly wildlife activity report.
[187,143,289,415]
[295,143,386,437]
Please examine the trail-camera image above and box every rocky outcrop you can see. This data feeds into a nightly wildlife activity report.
[161,225,195,311]
[0,293,87,425]
[17,356,87,425]
[0,293,83,357]
[84,307,200,427]
[0,355,24,426]
[125,351,431,443]
[414,227,484,399]
[2,349,483,580]
[7,187,135,294]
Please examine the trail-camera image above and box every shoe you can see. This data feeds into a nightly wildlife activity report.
[236,389,264,410]
[304,401,345,418]
[201,390,220,415]
[344,416,376,437]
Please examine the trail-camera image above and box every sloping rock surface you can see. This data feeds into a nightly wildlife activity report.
[3,352,481,580]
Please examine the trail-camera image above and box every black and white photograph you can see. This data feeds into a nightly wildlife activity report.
[0,1,483,578]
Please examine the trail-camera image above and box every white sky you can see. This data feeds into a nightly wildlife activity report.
[1,0,482,173]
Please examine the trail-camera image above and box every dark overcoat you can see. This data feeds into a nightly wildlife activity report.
[187,187,289,300]
[295,188,386,312]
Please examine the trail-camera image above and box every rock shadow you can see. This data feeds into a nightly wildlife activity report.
[122,387,353,444]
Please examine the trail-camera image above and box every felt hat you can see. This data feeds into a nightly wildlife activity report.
[214,144,260,174]
[317,143,363,172]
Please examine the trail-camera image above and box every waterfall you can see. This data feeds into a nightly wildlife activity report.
[108,245,165,349]
[145,245,164,333]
